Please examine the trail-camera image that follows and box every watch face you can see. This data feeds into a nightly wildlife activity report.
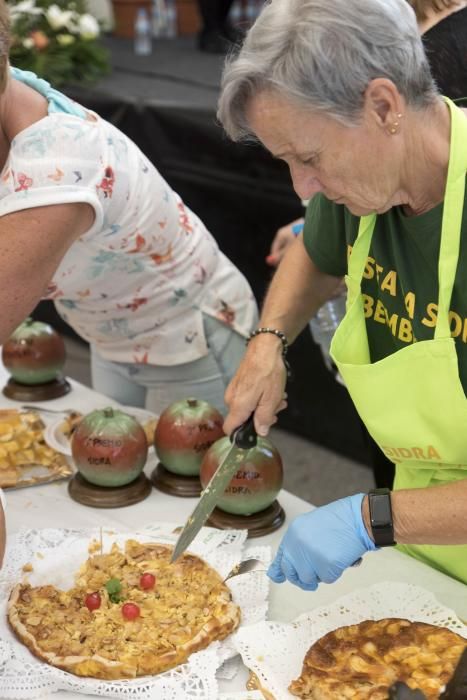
[371,493,392,528]
[369,491,395,546]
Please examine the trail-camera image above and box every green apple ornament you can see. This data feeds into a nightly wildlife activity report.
[2,318,66,385]
[200,435,283,515]
[72,407,148,487]
[154,398,224,476]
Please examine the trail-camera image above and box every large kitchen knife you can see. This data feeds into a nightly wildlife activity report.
[170,414,257,563]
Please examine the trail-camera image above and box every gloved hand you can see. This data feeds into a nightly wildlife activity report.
[267,494,376,591]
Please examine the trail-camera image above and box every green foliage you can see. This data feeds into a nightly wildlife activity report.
[9,0,110,86]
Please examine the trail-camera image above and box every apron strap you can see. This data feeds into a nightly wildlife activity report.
[347,98,467,338]
[435,98,467,338]
[346,213,376,307]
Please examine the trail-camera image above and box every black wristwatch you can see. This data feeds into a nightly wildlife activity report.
[368,488,396,547]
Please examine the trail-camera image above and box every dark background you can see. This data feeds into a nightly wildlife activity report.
[34,36,368,464]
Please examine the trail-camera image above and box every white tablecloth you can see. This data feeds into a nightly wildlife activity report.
[1,369,466,697]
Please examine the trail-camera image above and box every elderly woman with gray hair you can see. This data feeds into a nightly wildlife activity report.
[218,0,467,589]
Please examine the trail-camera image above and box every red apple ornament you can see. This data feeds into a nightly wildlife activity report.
[72,407,148,487]
[154,398,224,476]
[200,436,283,515]
[2,317,66,385]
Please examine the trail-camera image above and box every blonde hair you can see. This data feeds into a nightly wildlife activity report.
[0,0,9,94]
[408,0,461,21]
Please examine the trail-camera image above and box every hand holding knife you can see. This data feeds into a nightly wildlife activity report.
[170,414,257,563]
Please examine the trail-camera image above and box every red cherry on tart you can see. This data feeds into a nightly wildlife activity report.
[122,602,140,620]
[140,572,156,590]
[84,592,101,611]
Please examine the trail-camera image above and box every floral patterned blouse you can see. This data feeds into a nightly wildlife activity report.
[0,69,257,365]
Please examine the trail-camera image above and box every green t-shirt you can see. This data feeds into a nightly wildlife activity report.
[303,191,467,392]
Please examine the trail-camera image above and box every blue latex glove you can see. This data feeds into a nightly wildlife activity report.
[267,494,376,591]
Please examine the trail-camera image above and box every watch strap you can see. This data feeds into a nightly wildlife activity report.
[368,488,396,547]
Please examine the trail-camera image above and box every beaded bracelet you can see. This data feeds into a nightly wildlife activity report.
[246,327,291,376]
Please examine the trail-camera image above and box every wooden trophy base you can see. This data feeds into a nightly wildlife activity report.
[3,376,71,401]
[68,472,152,508]
[151,462,202,497]
[207,499,285,538]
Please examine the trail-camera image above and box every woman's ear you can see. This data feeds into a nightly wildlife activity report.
[364,79,405,133]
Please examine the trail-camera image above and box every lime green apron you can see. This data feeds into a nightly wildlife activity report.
[330,98,467,584]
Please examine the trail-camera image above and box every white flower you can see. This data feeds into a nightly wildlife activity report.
[77,13,100,39]
[9,0,43,20]
[45,5,77,31]
[22,37,35,49]
[56,33,75,46]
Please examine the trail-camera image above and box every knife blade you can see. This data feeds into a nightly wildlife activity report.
[170,414,257,563]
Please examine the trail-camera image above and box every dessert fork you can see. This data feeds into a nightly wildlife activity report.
[224,558,265,582]
[20,405,77,415]
[223,555,362,583]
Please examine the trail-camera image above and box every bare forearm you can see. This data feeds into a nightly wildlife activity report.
[260,236,343,343]
[0,203,95,342]
[362,480,467,545]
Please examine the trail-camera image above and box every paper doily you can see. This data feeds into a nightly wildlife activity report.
[0,524,271,699]
[234,581,467,699]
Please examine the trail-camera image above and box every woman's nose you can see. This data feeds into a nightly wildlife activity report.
[291,168,323,200]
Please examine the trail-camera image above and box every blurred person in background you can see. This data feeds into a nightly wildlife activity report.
[0,2,258,416]
[219,0,467,588]
[266,0,467,490]
[196,0,239,53]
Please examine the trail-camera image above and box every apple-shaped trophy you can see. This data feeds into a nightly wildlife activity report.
[200,435,285,537]
[68,407,151,507]
[151,397,225,497]
[2,317,71,400]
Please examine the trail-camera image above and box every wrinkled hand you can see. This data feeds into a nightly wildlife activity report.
[223,335,288,437]
[266,218,304,268]
[267,494,376,591]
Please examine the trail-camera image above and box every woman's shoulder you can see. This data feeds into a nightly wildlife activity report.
[4,78,49,143]
[9,111,103,163]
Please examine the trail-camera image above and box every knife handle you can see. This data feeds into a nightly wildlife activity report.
[388,682,426,699]
[231,414,257,450]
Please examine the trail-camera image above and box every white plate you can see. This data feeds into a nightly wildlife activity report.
[43,406,157,457]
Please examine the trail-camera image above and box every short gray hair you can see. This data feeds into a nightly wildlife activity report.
[218,0,438,140]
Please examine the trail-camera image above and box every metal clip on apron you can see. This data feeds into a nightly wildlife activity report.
[330,98,467,584]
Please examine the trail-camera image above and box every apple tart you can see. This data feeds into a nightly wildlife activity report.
[289,618,467,699]
[8,539,241,679]
[0,409,71,488]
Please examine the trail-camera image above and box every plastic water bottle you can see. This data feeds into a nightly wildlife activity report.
[309,294,347,372]
[134,8,152,55]
[152,0,163,36]
[165,0,177,37]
